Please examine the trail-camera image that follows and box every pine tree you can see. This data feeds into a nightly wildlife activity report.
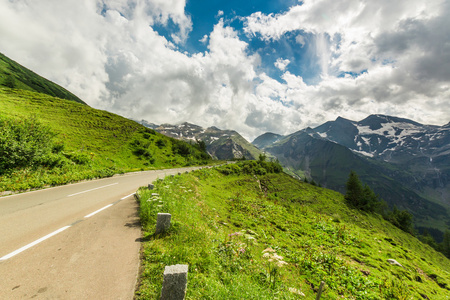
[345,171,381,212]
[442,230,450,258]
[345,171,364,208]
[362,184,380,212]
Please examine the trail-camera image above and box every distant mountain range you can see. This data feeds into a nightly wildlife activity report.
[138,121,263,160]
[253,114,450,241]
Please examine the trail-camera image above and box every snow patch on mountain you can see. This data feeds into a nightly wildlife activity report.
[317,132,327,138]
[356,122,422,139]
[351,149,374,157]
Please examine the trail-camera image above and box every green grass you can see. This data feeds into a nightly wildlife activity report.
[136,164,450,299]
[0,87,213,192]
[0,52,85,104]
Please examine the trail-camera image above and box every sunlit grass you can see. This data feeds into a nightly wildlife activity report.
[136,165,450,299]
[0,88,212,192]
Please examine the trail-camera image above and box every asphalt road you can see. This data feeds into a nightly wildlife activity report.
[0,166,204,299]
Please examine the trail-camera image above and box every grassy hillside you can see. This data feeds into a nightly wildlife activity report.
[0,52,85,104]
[265,131,449,241]
[135,162,450,299]
[0,87,212,192]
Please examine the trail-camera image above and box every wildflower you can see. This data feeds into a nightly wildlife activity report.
[262,247,275,253]
[272,254,284,261]
[228,232,242,237]
[288,287,305,296]
[276,260,288,267]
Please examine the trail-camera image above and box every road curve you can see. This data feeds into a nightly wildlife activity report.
[0,166,204,299]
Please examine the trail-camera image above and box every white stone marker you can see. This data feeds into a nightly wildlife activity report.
[155,213,171,234]
[160,264,188,300]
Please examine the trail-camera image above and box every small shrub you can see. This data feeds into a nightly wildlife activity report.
[63,151,91,165]
[218,164,242,175]
[0,116,56,173]
[218,160,283,176]
[156,139,166,149]
[172,140,191,156]
[387,206,413,234]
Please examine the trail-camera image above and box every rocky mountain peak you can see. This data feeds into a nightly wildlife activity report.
[358,114,422,130]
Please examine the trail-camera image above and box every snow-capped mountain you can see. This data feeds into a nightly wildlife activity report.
[254,115,450,240]
[312,115,450,164]
[311,115,450,200]
[152,122,263,160]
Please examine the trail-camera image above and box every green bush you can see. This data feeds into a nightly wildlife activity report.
[63,151,91,165]
[387,206,413,234]
[218,160,283,176]
[172,139,191,156]
[0,116,55,174]
[156,139,166,149]
[218,164,242,175]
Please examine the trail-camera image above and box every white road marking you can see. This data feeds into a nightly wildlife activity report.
[84,204,113,218]
[0,226,71,261]
[67,183,118,197]
[1,185,140,261]
[121,193,136,200]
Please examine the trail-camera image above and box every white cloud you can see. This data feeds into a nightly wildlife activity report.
[295,34,306,47]
[199,34,209,44]
[0,0,448,142]
[243,0,450,130]
[274,58,290,71]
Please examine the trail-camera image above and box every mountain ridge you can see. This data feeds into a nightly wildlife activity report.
[139,121,264,160]
[254,114,450,241]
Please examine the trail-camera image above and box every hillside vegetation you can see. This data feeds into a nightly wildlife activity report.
[0,87,211,192]
[0,52,85,104]
[263,129,450,243]
[136,161,450,299]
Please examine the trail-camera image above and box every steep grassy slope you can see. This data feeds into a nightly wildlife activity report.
[136,163,450,299]
[0,52,85,104]
[0,88,211,192]
[264,130,450,241]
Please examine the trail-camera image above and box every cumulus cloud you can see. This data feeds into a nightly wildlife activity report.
[274,58,290,71]
[244,0,450,128]
[0,0,448,141]
[199,34,209,44]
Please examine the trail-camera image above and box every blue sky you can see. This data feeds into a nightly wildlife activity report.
[1,0,449,140]
[155,0,320,84]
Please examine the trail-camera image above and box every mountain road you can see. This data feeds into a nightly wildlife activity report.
[0,166,205,299]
